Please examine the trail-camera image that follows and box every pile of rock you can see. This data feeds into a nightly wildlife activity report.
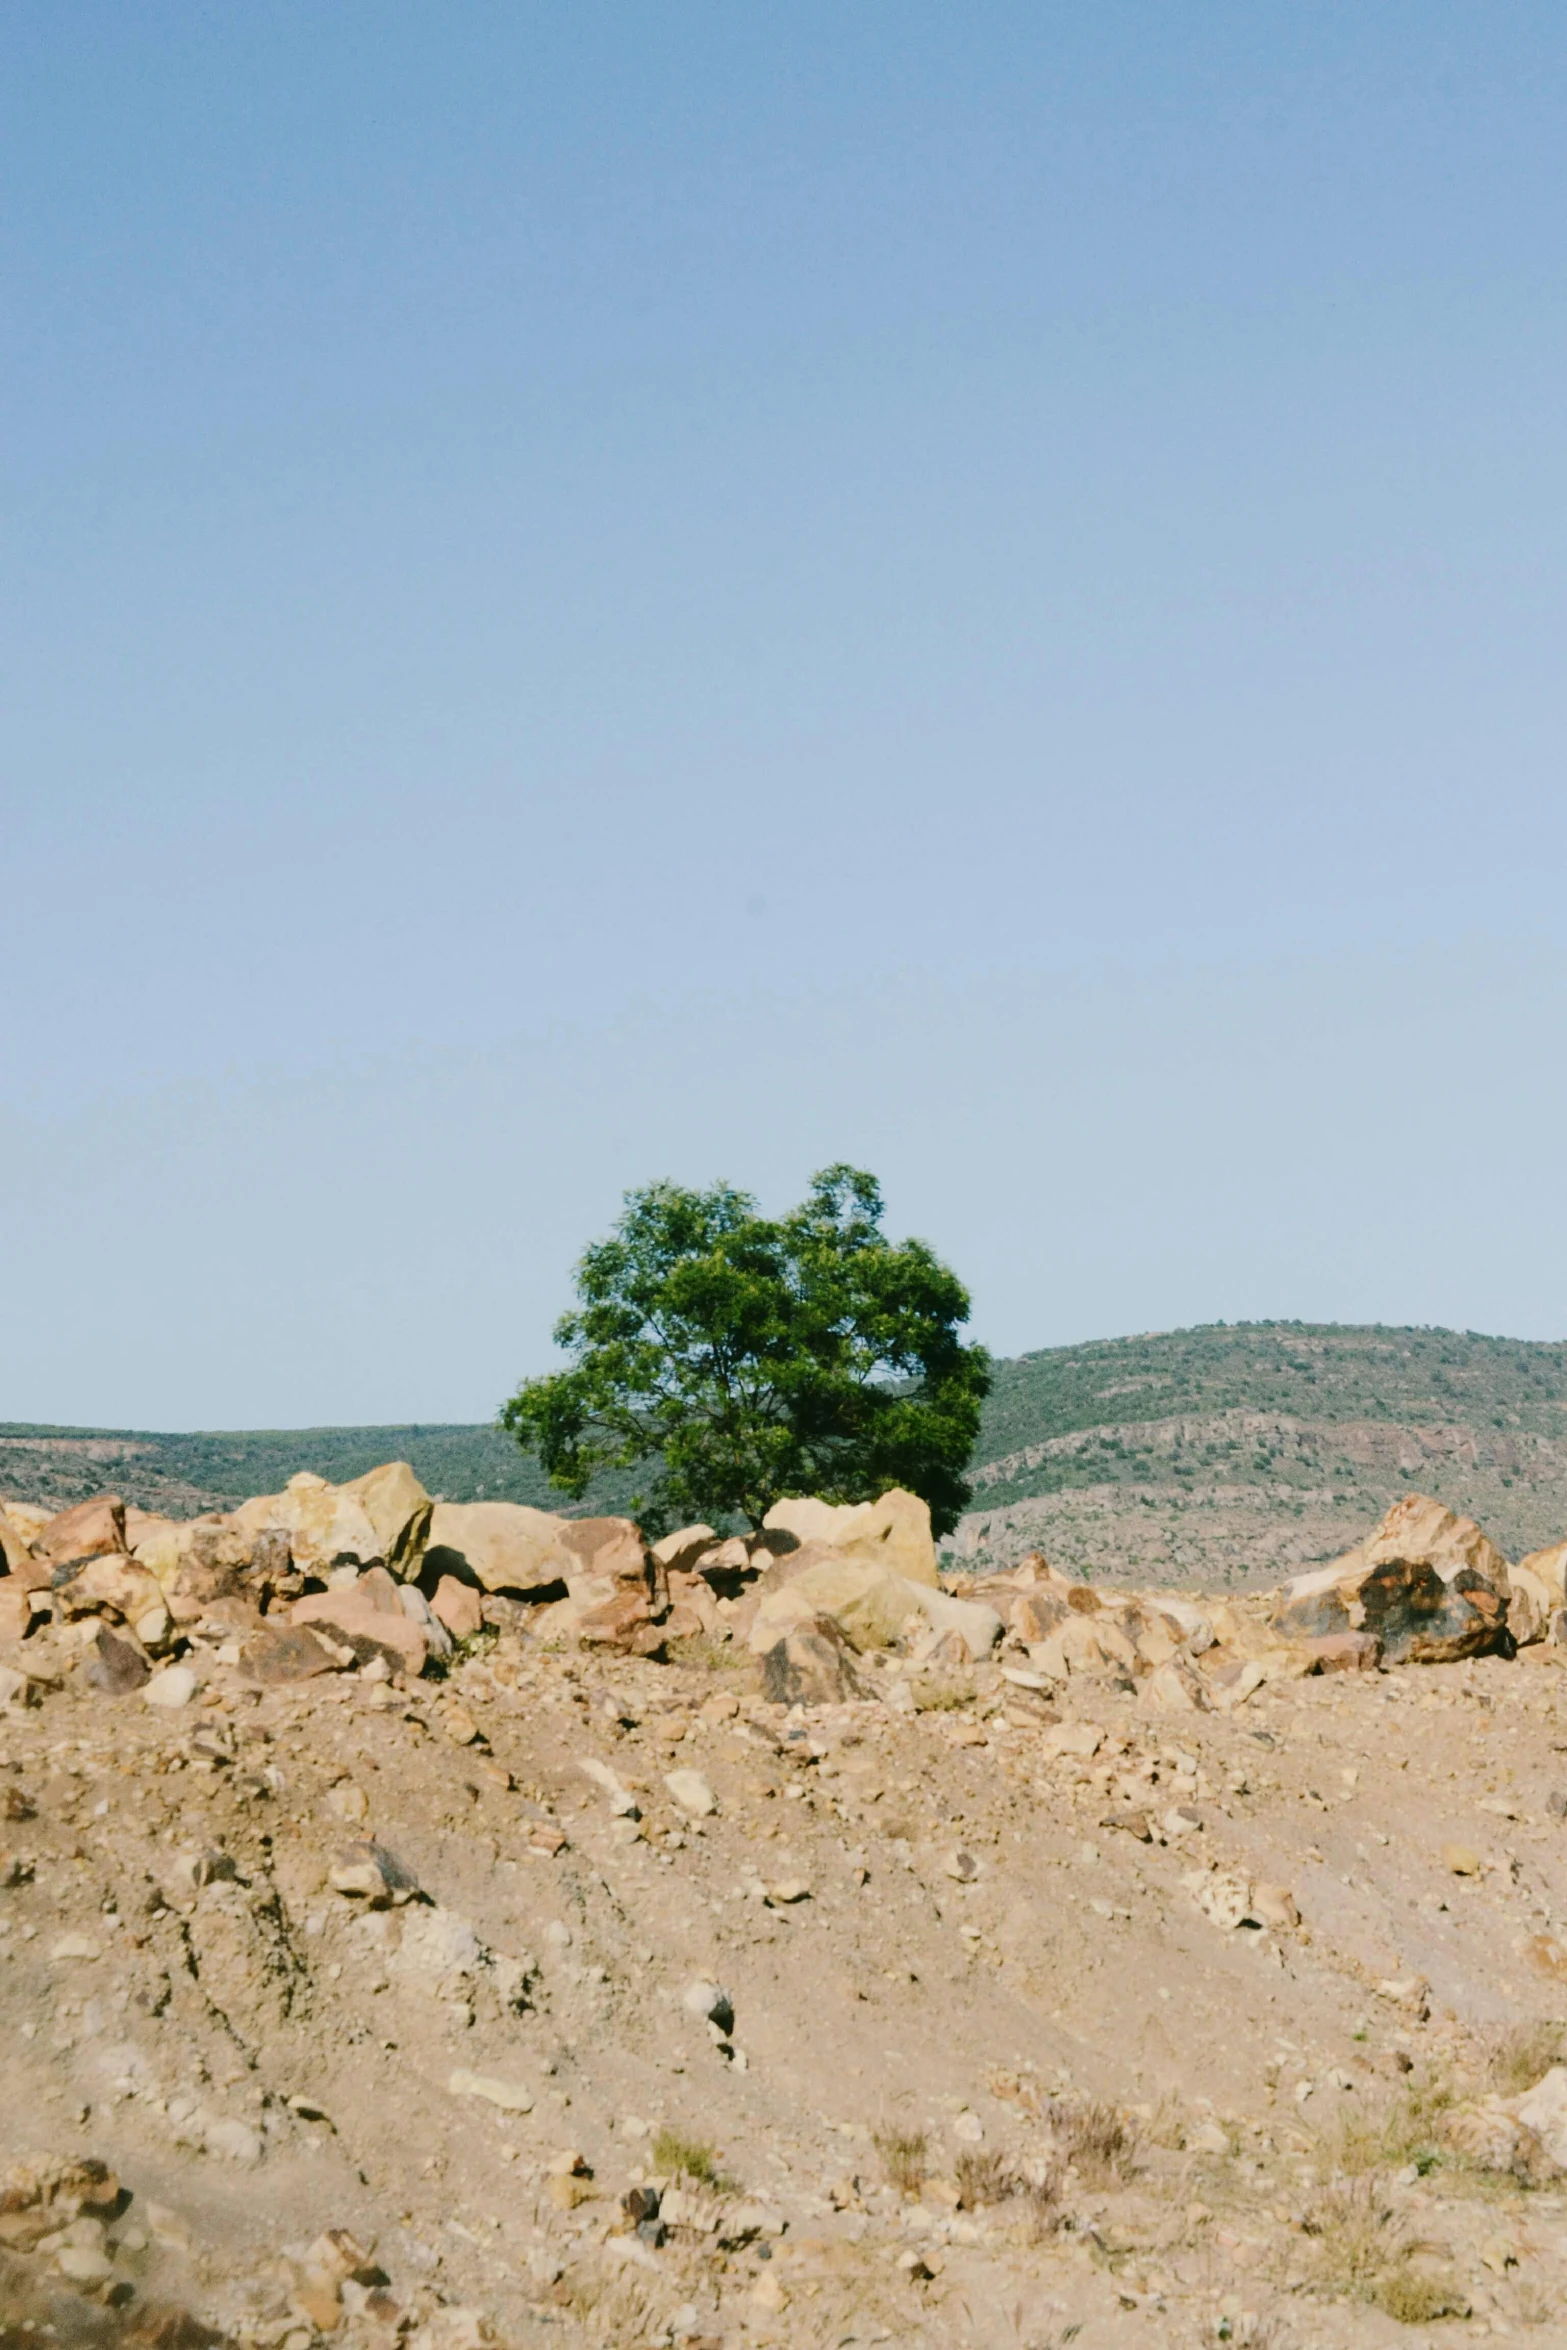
[3,1462,1565,1709]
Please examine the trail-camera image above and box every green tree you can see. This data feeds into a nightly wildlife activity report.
[500,1164,989,1536]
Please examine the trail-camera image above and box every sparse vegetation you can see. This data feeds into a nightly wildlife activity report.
[1489,2019,1564,2096]
[873,2127,929,2196]
[649,2127,727,2188]
[1050,2098,1138,2187]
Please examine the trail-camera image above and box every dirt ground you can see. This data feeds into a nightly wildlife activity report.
[5,1621,1567,2349]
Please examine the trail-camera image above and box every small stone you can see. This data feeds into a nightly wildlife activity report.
[443,1704,481,1747]
[683,1978,734,2034]
[143,1664,200,1710]
[952,2110,983,2143]
[664,1769,718,1818]
[448,2068,534,2114]
[329,1841,420,1904]
[943,1849,980,1883]
[1443,1843,1484,1877]
[205,2116,263,2163]
[1250,1883,1299,1930]
[55,2243,114,2284]
[764,1880,810,1905]
[50,1934,101,1961]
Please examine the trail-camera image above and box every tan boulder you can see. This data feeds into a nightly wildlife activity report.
[33,1494,126,1568]
[1520,1542,1567,1605]
[1273,1493,1511,1665]
[233,1462,432,1580]
[749,1558,920,1653]
[52,1552,165,1626]
[424,1500,578,1595]
[748,1558,999,1659]
[758,1616,866,1706]
[761,1488,938,1587]
[0,1500,51,1546]
[430,1576,483,1641]
[0,1504,38,1577]
[651,1525,718,1577]
[1506,1559,1555,1648]
[559,1516,653,1607]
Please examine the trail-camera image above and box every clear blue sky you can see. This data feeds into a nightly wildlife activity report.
[5,3,1566,1428]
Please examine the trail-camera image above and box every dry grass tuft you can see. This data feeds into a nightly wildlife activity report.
[1315,2069,1453,2180]
[954,2148,1017,2209]
[912,1673,975,1713]
[1372,2267,1468,2324]
[649,2127,727,2188]
[873,2127,929,2196]
[1489,2019,1565,2097]
[1049,2097,1139,2187]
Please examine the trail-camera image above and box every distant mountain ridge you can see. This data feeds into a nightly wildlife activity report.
[5,1320,1566,1589]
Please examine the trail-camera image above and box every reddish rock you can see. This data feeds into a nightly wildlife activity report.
[244,1625,349,1684]
[430,1575,482,1641]
[33,1493,126,1568]
[294,1582,427,1675]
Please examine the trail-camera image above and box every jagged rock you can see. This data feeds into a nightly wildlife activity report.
[651,1524,719,1577]
[294,1569,429,1675]
[329,1840,420,1904]
[51,1551,165,1625]
[759,1614,866,1705]
[1273,1493,1512,1665]
[233,1463,432,1580]
[1506,1556,1557,1647]
[430,1574,483,1640]
[83,1625,151,1695]
[33,1493,126,1568]
[761,1488,939,1586]
[0,1504,37,1576]
[243,1624,350,1683]
[424,1500,579,1595]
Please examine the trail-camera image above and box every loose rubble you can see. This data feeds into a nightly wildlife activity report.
[7,1468,1567,2344]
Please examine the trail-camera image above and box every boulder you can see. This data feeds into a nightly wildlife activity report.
[758,1615,867,1706]
[430,1575,483,1641]
[1503,1561,1554,1648]
[559,1517,654,1607]
[424,1500,579,1595]
[233,1463,432,1580]
[0,1504,37,1577]
[761,1488,938,1587]
[243,1625,350,1685]
[1029,1611,1138,1680]
[0,1584,30,1643]
[1520,1541,1567,1602]
[83,1626,152,1696]
[748,1557,998,1660]
[294,1569,429,1675]
[33,1494,126,1568]
[51,1552,166,1626]
[1504,2068,1567,2172]
[1272,1494,1512,1665]
[748,1559,921,1654]
[651,1524,719,1577]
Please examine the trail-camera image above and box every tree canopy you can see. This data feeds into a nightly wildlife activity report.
[500,1164,990,1536]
